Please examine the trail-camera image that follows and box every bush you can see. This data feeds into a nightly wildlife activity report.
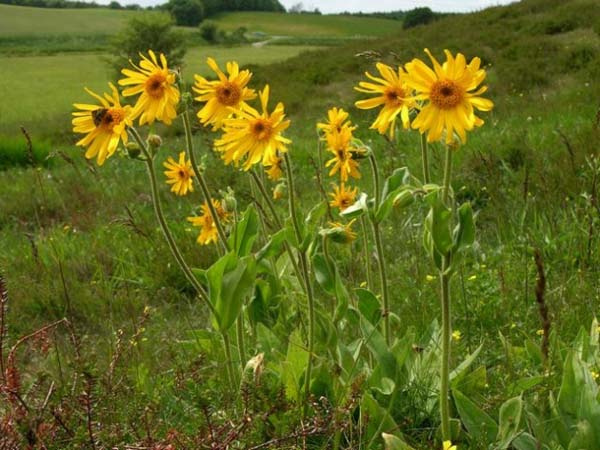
[166,0,204,27]
[403,7,435,29]
[107,15,187,77]
[199,20,219,44]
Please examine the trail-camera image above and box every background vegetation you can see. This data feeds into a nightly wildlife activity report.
[1,0,600,447]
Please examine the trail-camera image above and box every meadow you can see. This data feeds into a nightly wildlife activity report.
[1,0,600,448]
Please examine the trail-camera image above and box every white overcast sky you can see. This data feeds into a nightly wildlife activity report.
[278,0,517,13]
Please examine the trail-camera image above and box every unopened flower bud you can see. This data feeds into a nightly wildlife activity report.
[147,134,162,149]
[393,190,414,209]
[273,183,286,201]
[222,190,237,213]
[126,142,141,159]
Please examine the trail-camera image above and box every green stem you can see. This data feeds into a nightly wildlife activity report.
[368,153,391,346]
[360,216,373,291]
[222,332,235,390]
[130,128,214,316]
[420,133,430,184]
[439,145,454,441]
[182,110,230,251]
[236,311,246,369]
[283,153,315,418]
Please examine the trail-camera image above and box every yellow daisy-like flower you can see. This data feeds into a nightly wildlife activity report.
[317,107,356,136]
[404,48,493,144]
[163,151,195,196]
[325,127,361,182]
[329,183,358,211]
[354,62,414,138]
[72,83,133,166]
[443,440,457,450]
[187,200,230,246]
[326,220,358,244]
[265,154,283,181]
[214,85,291,171]
[119,50,180,126]
[193,57,257,131]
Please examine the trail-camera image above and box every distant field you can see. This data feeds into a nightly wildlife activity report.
[212,11,401,37]
[0,45,320,136]
[0,4,163,36]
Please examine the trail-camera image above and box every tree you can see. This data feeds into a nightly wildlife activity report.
[402,7,435,29]
[108,0,122,8]
[166,0,204,27]
[108,14,187,78]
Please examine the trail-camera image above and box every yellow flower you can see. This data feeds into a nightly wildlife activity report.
[325,220,358,244]
[119,50,180,125]
[452,330,462,341]
[72,83,133,166]
[214,85,291,171]
[404,48,493,144]
[317,107,356,136]
[163,151,195,196]
[354,62,414,138]
[443,441,457,450]
[265,154,284,181]
[187,200,230,246]
[425,274,436,282]
[194,57,257,131]
[325,126,361,182]
[329,183,358,211]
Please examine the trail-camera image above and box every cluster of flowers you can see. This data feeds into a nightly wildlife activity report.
[73,51,292,245]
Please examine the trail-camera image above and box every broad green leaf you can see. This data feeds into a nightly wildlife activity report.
[256,228,289,261]
[382,432,415,450]
[512,432,538,450]
[380,167,410,200]
[355,288,382,326]
[453,389,498,444]
[497,395,523,448]
[453,202,475,252]
[508,376,544,395]
[362,393,397,444]
[281,330,309,402]
[568,420,596,450]
[313,253,335,294]
[360,314,396,379]
[429,201,453,255]
[305,200,328,226]
[372,377,395,396]
[228,205,259,257]
[450,344,482,386]
[341,192,369,219]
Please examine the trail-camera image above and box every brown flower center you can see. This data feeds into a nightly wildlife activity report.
[430,80,464,110]
[93,107,125,129]
[341,196,352,208]
[252,119,272,140]
[384,87,405,107]
[145,73,167,99]
[216,82,242,106]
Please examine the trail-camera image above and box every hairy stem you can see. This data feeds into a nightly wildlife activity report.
[421,133,430,184]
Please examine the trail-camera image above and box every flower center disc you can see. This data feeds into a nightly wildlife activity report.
[252,119,272,140]
[217,82,242,106]
[384,87,405,107]
[145,74,166,99]
[430,80,464,110]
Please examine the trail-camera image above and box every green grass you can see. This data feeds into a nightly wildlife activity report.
[208,11,402,38]
[0,4,162,36]
[2,0,600,447]
[0,45,320,142]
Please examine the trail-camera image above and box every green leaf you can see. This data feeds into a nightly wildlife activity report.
[453,389,498,444]
[305,200,328,226]
[228,204,259,257]
[512,433,538,450]
[355,288,382,326]
[450,344,482,386]
[207,252,257,333]
[382,432,415,450]
[341,192,369,219]
[360,314,396,379]
[372,377,395,396]
[256,228,289,261]
[381,167,410,200]
[508,376,544,395]
[452,202,475,252]
[362,393,397,444]
[313,253,335,295]
[281,330,309,402]
[497,395,523,448]
[568,420,596,450]
[429,201,453,255]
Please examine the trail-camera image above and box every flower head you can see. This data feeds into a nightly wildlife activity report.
[324,126,361,182]
[322,220,358,244]
[404,49,493,144]
[329,183,358,211]
[354,62,414,138]
[265,153,284,181]
[317,107,356,136]
[187,200,230,245]
[443,441,457,450]
[194,57,257,131]
[119,50,180,125]
[163,151,195,196]
[214,85,291,171]
[72,83,133,166]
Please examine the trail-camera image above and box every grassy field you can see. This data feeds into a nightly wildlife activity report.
[2,0,600,448]
[0,45,320,138]
[211,11,402,37]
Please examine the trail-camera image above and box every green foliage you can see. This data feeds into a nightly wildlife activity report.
[107,14,187,76]
[198,19,218,43]
[402,7,436,29]
[166,0,204,26]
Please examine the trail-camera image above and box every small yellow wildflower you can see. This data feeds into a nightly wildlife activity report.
[452,330,462,341]
[317,107,356,136]
[193,57,256,130]
[329,183,358,211]
[468,274,477,281]
[265,154,284,181]
[119,50,180,125]
[443,440,457,450]
[187,200,230,245]
[163,151,195,196]
[425,274,436,282]
[324,127,361,182]
[536,329,545,336]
